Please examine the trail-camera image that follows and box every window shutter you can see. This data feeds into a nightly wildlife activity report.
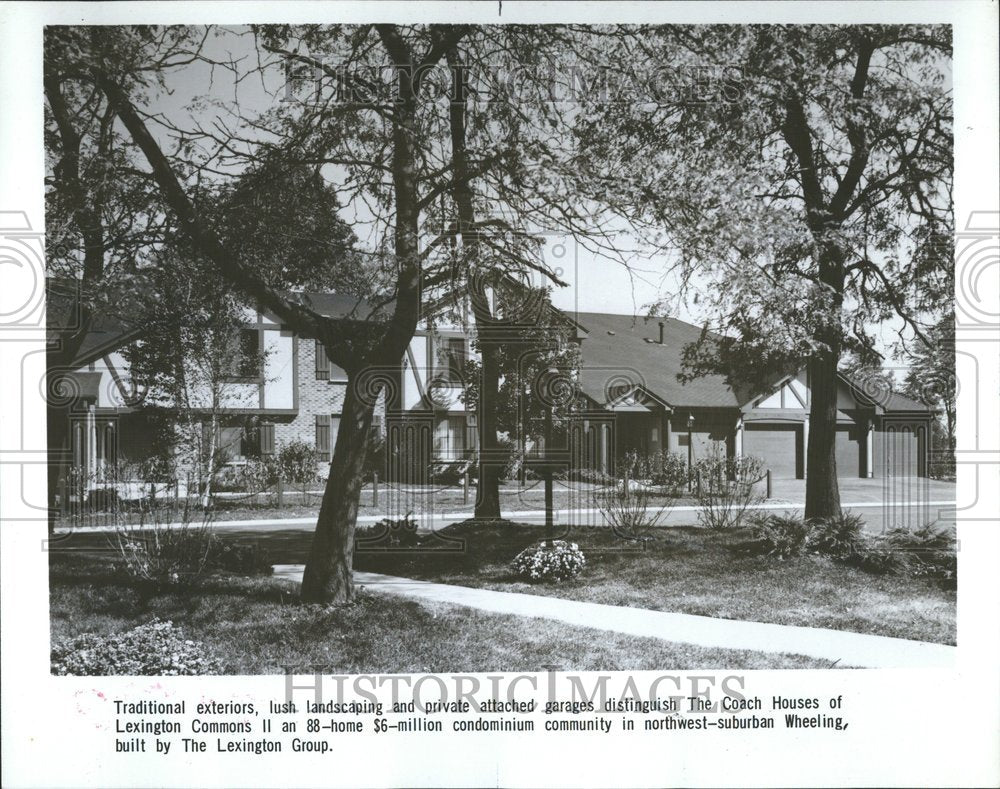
[315,340,330,380]
[315,414,331,459]
[260,423,275,455]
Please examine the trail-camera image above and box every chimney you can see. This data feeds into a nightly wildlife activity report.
[658,321,665,344]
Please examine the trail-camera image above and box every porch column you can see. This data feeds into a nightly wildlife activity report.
[598,423,609,474]
[734,415,744,458]
[86,404,97,490]
[663,412,672,454]
[866,418,875,478]
[802,416,809,476]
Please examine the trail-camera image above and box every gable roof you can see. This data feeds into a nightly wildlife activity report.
[572,312,745,409]
[840,373,934,413]
[572,311,934,414]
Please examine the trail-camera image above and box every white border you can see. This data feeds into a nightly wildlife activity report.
[2,2,997,787]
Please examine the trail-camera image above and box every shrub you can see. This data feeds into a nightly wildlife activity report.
[238,456,279,492]
[595,480,670,536]
[852,535,912,575]
[648,451,689,495]
[511,540,586,582]
[52,619,221,676]
[111,507,214,590]
[808,513,865,560]
[694,450,767,529]
[570,467,616,486]
[205,538,273,576]
[884,525,957,588]
[355,514,421,550]
[746,513,812,559]
[619,450,689,496]
[277,440,320,485]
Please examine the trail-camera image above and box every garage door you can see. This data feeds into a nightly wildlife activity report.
[835,425,862,478]
[743,423,800,478]
[881,425,921,477]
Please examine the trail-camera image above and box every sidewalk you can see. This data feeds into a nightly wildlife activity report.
[272,566,957,670]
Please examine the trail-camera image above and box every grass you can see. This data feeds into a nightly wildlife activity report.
[49,552,834,672]
[354,521,957,645]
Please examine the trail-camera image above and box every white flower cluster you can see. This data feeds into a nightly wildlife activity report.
[511,540,586,583]
[52,619,221,676]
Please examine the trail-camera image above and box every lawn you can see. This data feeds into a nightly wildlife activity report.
[49,552,833,672]
[354,521,957,645]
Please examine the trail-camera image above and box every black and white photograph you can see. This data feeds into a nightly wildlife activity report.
[1,2,998,787]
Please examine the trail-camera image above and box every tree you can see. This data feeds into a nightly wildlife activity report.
[47,24,647,601]
[122,248,267,506]
[575,25,953,518]
[44,29,169,522]
[902,314,955,472]
[460,284,582,480]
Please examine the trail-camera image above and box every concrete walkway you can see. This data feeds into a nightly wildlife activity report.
[271,565,956,670]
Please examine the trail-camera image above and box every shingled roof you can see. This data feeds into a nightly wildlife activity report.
[572,312,933,414]
[573,312,744,409]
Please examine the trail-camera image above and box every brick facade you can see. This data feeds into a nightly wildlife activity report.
[267,338,386,475]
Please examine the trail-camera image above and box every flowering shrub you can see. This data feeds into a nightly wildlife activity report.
[51,619,221,676]
[511,540,586,583]
[112,514,214,590]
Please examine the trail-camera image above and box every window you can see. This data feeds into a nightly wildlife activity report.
[241,423,275,457]
[217,426,243,462]
[438,337,466,383]
[433,415,468,460]
[225,328,261,380]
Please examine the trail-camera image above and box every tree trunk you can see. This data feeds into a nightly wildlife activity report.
[474,330,503,519]
[300,382,375,603]
[804,346,842,520]
[804,243,846,521]
[445,50,503,520]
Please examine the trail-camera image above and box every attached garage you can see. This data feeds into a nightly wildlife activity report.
[835,425,863,478]
[878,422,925,478]
[743,423,802,478]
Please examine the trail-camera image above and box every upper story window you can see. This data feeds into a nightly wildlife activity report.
[438,337,466,383]
[223,328,261,381]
